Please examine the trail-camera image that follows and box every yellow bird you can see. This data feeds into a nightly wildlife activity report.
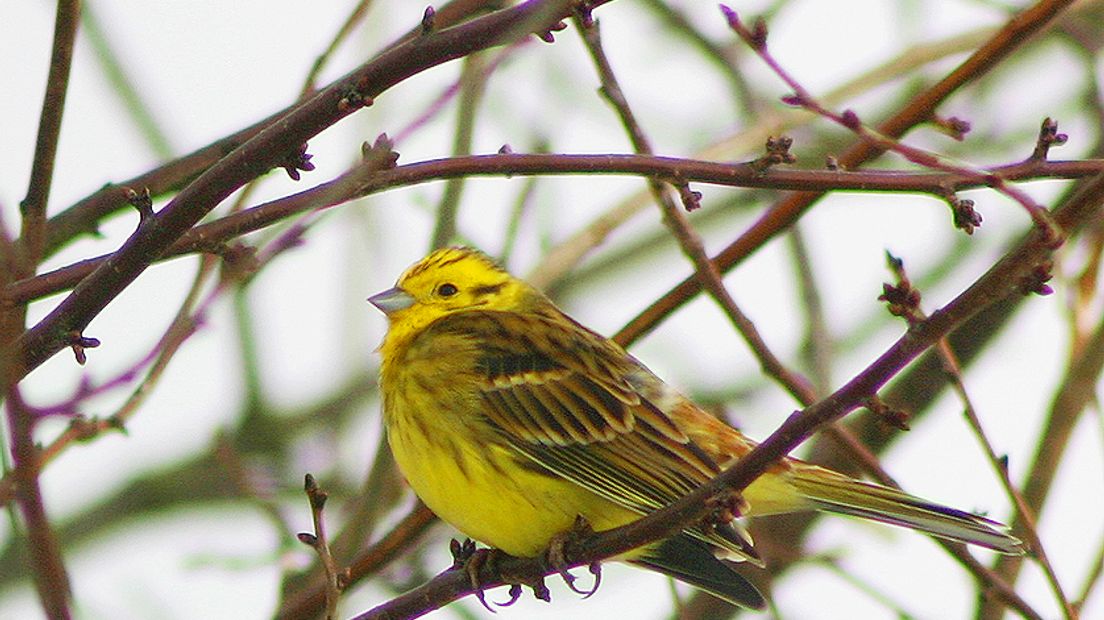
[369,246,1022,608]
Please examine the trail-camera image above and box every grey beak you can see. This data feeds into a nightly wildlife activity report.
[368,287,415,315]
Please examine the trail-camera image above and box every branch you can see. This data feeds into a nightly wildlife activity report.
[615,0,1079,347]
[18,0,81,272]
[5,0,584,381]
[6,154,1102,306]
[276,502,437,620]
[39,0,520,257]
[353,171,1104,620]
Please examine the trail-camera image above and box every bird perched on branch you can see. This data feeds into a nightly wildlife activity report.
[370,246,1023,609]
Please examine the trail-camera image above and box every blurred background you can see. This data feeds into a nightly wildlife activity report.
[1,1,1102,618]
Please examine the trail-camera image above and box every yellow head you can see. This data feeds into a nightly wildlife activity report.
[369,247,539,334]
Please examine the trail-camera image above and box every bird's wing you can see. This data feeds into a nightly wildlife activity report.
[426,310,759,561]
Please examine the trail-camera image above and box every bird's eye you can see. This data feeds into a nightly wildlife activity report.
[437,283,459,297]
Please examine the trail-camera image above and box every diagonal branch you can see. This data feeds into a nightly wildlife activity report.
[353,171,1104,620]
[614,0,1078,347]
[5,0,585,382]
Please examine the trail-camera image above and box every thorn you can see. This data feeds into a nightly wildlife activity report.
[498,144,514,155]
[1030,117,1067,161]
[66,331,100,365]
[535,21,567,44]
[282,143,316,181]
[750,135,795,172]
[840,109,861,130]
[947,195,982,235]
[338,89,373,113]
[1018,260,1055,296]
[124,187,154,222]
[421,6,436,35]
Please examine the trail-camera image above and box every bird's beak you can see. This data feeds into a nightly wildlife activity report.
[368,287,415,315]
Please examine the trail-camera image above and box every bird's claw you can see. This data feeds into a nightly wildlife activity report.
[544,516,603,599]
[449,539,550,610]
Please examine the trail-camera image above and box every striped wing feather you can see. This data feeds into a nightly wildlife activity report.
[428,310,759,562]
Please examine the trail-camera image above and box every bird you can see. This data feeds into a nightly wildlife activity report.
[369,246,1023,609]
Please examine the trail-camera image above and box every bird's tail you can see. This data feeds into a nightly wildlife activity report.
[790,465,1024,555]
[632,535,766,609]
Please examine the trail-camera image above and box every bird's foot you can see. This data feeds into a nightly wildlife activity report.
[449,539,551,610]
[703,487,748,526]
[544,515,602,598]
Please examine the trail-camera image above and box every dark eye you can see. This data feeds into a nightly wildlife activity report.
[437,283,458,297]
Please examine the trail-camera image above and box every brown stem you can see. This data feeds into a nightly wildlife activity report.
[351,171,1104,620]
[7,154,1102,307]
[275,502,437,620]
[18,0,82,274]
[5,389,72,619]
[977,303,1104,619]
[6,0,582,382]
[614,0,1078,347]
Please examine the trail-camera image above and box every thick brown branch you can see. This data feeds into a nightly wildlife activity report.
[6,154,1101,306]
[353,170,1104,620]
[6,0,581,382]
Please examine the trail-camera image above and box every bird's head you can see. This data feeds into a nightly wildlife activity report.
[369,247,537,328]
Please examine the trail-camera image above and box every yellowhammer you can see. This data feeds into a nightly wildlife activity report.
[369,246,1022,609]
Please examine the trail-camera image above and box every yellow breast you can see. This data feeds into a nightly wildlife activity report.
[385,389,637,557]
[379,327,635,557]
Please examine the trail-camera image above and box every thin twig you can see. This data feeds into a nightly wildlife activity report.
[615,0,1078,347]
[938,342,1074,619]
[276,502,437,620]
[881,256,1074,618]
[298,474,342,620]
[979,302,1104,619]
[431,53,490,249]
[18,0,82,273]
[301,0,377,97]
[720,5,1063,243]
[6,0,586,381]
[7,154,1103,307]
[574,10,817,403]
[5,389,72,619]
[527,24,997,291]
[80,4,174,159]
[350,163,1078,618]
[1072,535,1104,614]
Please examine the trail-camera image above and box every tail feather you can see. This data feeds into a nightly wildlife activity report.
[791,466,1024,555]
[632,535,766,609]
